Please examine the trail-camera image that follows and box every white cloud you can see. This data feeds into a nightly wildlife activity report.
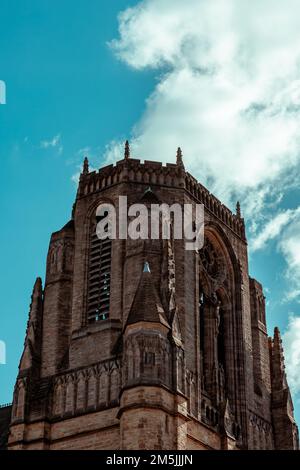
[40,134,62,151]
[104,140,126,164]
[278,218,300,301]
[71,167,82,185]
[247,207,300,301]
[251,208,300,252]
[110,0,300,207]
[76,147,92,157]
[107,0,300,303]
[71,147,99,184]
[283,314,300,395]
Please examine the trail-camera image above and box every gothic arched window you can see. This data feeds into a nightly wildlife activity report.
[87,211,112,323]
[199,236,228,403]
[216,302,226,368]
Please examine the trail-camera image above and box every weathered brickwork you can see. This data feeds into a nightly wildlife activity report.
[4,146,299,450]
[0,405,11,450]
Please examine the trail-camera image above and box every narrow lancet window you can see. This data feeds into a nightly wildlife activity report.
[87,212,112,322]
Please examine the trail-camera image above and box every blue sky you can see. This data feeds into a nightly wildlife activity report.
[1,0,300,426]
[0,0,154,403]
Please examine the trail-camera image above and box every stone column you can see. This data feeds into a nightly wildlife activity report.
[203,295,220,403]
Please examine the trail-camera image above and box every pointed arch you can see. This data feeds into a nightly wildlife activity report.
[84,197,115,324]
[198,222,244,420]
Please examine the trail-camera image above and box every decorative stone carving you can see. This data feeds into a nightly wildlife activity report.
[51,359,121,419]
[48,240,74,275]
[199,238,226,288]
[12,379,27,421]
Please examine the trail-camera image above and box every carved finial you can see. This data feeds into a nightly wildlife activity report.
[19,277,43,371]
[143,261,151,273]
[83,157,89,175]
[236,201,241,218]
[176,147,185,169]
[124,140,130,160]
[29,277,43,323]
[271,326,288,391]
[274,326,281,342]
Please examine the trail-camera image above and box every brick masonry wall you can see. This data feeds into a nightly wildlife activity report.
[6,156,298,450]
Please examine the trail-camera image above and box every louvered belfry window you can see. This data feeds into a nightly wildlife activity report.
[87,212,111,323]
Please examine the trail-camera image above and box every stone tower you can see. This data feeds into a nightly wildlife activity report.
[7,145,299,450]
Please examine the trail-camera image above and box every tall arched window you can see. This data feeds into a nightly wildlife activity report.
[87,211,112,323]
[217,303,226,368]
[199,291,205,356]
[199,236,228,403]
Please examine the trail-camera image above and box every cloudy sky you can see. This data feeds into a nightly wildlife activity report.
[0,0,300,424]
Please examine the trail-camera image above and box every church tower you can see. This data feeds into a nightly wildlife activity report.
[7,144,298,450]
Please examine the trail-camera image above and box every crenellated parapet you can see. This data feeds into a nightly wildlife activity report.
[185,173,245,239]
[77,152,245,240]
[77,159,183,198]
